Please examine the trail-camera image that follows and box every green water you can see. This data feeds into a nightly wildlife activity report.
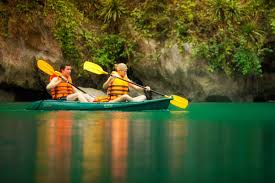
[0,103,275,183]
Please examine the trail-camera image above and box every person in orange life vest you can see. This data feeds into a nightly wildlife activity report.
[102,63,151,102]
[46,64,94,102]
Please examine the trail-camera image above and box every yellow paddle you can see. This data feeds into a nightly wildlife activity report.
[83,61,189,109]
[37,60,93,96]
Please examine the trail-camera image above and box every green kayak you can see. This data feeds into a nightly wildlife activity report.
[26,98,172,111]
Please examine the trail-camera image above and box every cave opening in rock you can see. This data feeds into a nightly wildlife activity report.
[0,83,51,102]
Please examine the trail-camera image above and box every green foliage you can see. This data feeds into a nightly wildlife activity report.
[240,22,266,49]
[131,1,171,40]
[194,39,235,75]
[271,8,275,33]
[47,0,83,63]
[2,0,274,76]
[209,0,241,23]
[272,20,275,33]
[99,0,126,23]
[174,0,196,51]
[46,0,134,70]
[94,34,127,68]
[188,0,269,75]
[233,48,261,75]
[16,2,38,13]
[81,31,136,69]
[43,0,275,75]
[98,0,126,32]
[71,0,100,20]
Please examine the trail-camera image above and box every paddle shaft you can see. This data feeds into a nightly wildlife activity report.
[111,75,167,97]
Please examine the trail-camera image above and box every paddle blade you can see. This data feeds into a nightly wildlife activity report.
[37,60,55,75]
[54,71,62,76]
[170,95,189,109]
[83,61,109,75]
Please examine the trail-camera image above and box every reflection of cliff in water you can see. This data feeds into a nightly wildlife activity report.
[181,120,270,183]
[128,115,188,183]
[0,118,36,183]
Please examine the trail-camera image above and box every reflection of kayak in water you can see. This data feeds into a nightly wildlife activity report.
[26,98,173,111]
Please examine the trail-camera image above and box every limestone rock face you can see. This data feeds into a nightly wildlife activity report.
[0,17,63,101]
[130,39,257,102]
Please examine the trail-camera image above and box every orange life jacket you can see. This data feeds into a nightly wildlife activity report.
[50,75,74,100]
[107,71,129,100]
[93,96,110,103]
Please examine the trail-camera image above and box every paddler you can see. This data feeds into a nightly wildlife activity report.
[46,64,94,102]
[101,63,151,102]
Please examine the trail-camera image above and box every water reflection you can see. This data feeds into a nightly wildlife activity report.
[30,110,275,183]
[110,113,129,183]
[33,111,188,183]
[0,108,275,183]
[35,111,72,183]
[166,122,187,183]
[81,115,105,183]
[2,103,275,183]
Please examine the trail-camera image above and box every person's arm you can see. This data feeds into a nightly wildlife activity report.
[46,77,62,90]
[103,71,120,89]
[129,80,151,92]
[72,86,77,93]
[103,76,115,89]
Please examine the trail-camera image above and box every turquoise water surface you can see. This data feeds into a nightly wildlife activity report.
[0,103,275,183]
